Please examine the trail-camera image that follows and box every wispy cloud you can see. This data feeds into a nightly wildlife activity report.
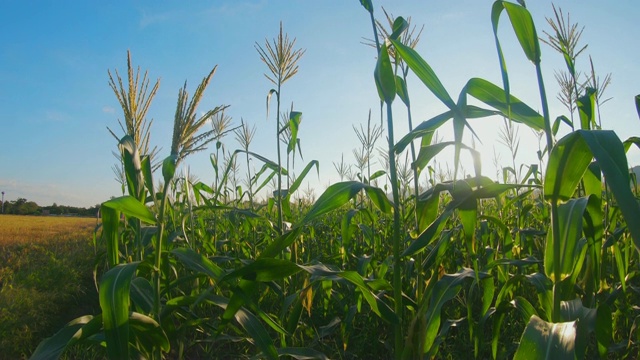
[102,106,115,114]
[139,10,174,29]
[44,109,71,123]
[138,1,267,30]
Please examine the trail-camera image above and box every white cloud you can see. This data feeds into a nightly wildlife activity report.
[103,106,115,114]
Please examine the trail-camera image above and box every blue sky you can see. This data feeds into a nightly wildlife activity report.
[1,1,638,207]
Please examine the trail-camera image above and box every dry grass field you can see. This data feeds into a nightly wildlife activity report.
[0,214,101,359]
[0,214,97,245]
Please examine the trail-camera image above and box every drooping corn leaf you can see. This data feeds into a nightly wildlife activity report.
[222,258,302,282]
[171,247,223,280]
[128,312,170,356]
[130,277,154,315]
[422,268,485,355]
[288,160,319,196]
[209,293,279,360]
[102,195,156,224]
[30,315,97,360]
[545,130,640,252]
[464,77,545,131]
[513,315,576,360]
[339,271,399,324]
[491,297,537,359]
[391,39,456,110]
[502,2,541,64]
[395,110,452,153]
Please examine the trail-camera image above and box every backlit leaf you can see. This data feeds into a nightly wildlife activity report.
[513,315,576,360]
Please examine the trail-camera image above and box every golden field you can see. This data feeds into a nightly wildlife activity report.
[0,214,97,245]
[0,214,101,358]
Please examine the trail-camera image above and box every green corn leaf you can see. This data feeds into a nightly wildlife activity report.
[342,209,359,248]
[423,268,484,354]
[525,273,553,320]
[162,154,177,184]
[459,195,478,256]
[208,293,279,360]
[210,153,219,178]
[415,192,440,235]
[391,39,455,110]
[464,77,545,131]
[374,42,396,104]
[553,115,573,135]
[30,315,96,360]
[222,258,301,282]
[491,297,537,359]
[363,185,393,214]
[389,16,408,41]
[101,205,120,268]
[236,306,279,360]
[395,110,452,154]
[259,228,303,259]
[491,1,511,112]
[612,242,627,292]
[130,277,154,315]
[513,315,576,360]
[402,207,454,257]
[577,87,597,130]
[395,75,409,106]
[99,262,140,360]
[559,298,606,359]
[102,195,156,224]
[119,135,144,200]
[128,312,170,355]
[338,271,399,324]
[301,181,365,223]
[635,94,640,119]
[140,155,154,203]
[623,136,640,152]
[288,160,319,196]
[503,2,541,64]
[277,347,329,360]
[221,279,257,326]
[544,132,593,202]
[412,142,455,173]
[370,169,386,181]
[544,197,589,283]
[234,150,287,176]
[545,130,640,252]
[596,304,612,357]
[287,111,302,154]
[358,0,373,13]
[171,247,224,280]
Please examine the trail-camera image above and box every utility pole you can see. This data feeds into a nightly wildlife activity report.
[1,191,4,214]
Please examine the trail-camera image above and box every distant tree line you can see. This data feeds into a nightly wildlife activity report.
[0,198,100,217]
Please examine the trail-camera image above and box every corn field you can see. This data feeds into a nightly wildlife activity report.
[32,1,640,359]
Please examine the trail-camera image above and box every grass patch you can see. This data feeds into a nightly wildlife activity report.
[0,215,100,359]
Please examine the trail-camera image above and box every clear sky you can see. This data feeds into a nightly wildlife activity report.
[1,1,638,207]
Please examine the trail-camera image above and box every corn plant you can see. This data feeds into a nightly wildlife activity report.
[30,2,640,359]
[256,22,305,235]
